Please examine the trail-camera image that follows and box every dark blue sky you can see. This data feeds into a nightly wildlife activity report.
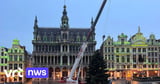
[0,0,160,52]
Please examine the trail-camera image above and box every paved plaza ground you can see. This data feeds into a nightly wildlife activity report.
[29,79,128,84]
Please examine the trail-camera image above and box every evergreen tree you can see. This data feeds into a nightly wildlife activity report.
[86,50,109,84]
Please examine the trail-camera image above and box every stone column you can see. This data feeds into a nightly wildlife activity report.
[60,68,62,79]
[47,55,48,65]
[147,70,149,77]
[35,56,37,65]
[81,69,83,80]
[121,71,123,79]
[68,56,70,66]
[114,71,117,79]
[32,56,35,65]
[119,56,121,63]
[60,56,62,65]
[68,68,70,78]
[54,56,55,65]
[50,56,52,65]
[53,68,55,80]
[40,55,41,65]
[42,56,44,65]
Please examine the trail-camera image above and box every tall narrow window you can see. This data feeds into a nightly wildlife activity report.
[122,56,125,62]
[19,55,22,61]
[14,55,17,61]
[133,55,136,62]
[9,64,12,69]
[121,39,124,45]
[116,48,119,52]
[138,48,141,52]
[127,55,130,62]
[116,56,119,62]
[9,55,12,61]
[1,59,3,63]
[121,48,125,52]
[143,48,146,52]
[14,64,17,69]
[133,48,136,52]
[127,48,130,52]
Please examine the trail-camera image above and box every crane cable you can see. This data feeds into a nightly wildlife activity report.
[76,0,112,81]
[102,0,111,38]
[76,0,112,83]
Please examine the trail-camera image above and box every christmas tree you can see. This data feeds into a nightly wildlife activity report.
[86,50,109,84]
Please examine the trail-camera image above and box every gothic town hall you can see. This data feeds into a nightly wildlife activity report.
[32,5,96,80]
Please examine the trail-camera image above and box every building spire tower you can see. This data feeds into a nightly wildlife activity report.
[61,5,69,29]
[34,16,38,28]
[138,25,141,33]
[33,16,38,40]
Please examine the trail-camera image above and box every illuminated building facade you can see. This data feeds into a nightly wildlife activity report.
[7,39,28,83]
[32,5,96,80]
[0,47,8,83]
[101,27,160,79]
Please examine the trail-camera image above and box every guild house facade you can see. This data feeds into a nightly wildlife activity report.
[101,27,160,80]
[0,39,28,83]
[32,5,96,80]
[0,47,8,83]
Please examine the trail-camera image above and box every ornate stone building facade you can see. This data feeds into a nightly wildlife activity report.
[101,27,160,80]
[32,5,96,80]
[0,39,28,83]
[0,47,8,83]
[7,39,28,83]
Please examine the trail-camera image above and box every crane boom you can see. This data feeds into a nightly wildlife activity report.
[67,0,107,83]
[87,0,107,41]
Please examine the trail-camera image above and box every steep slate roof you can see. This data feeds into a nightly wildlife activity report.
[36,27,91,42]
[38,27,90,36]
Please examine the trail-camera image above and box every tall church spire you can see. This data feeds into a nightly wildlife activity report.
[33,16,38,40]
[61,5,69,29]
[34,16,38,29]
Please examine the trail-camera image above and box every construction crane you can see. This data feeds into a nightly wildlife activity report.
[66,0,107,84]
